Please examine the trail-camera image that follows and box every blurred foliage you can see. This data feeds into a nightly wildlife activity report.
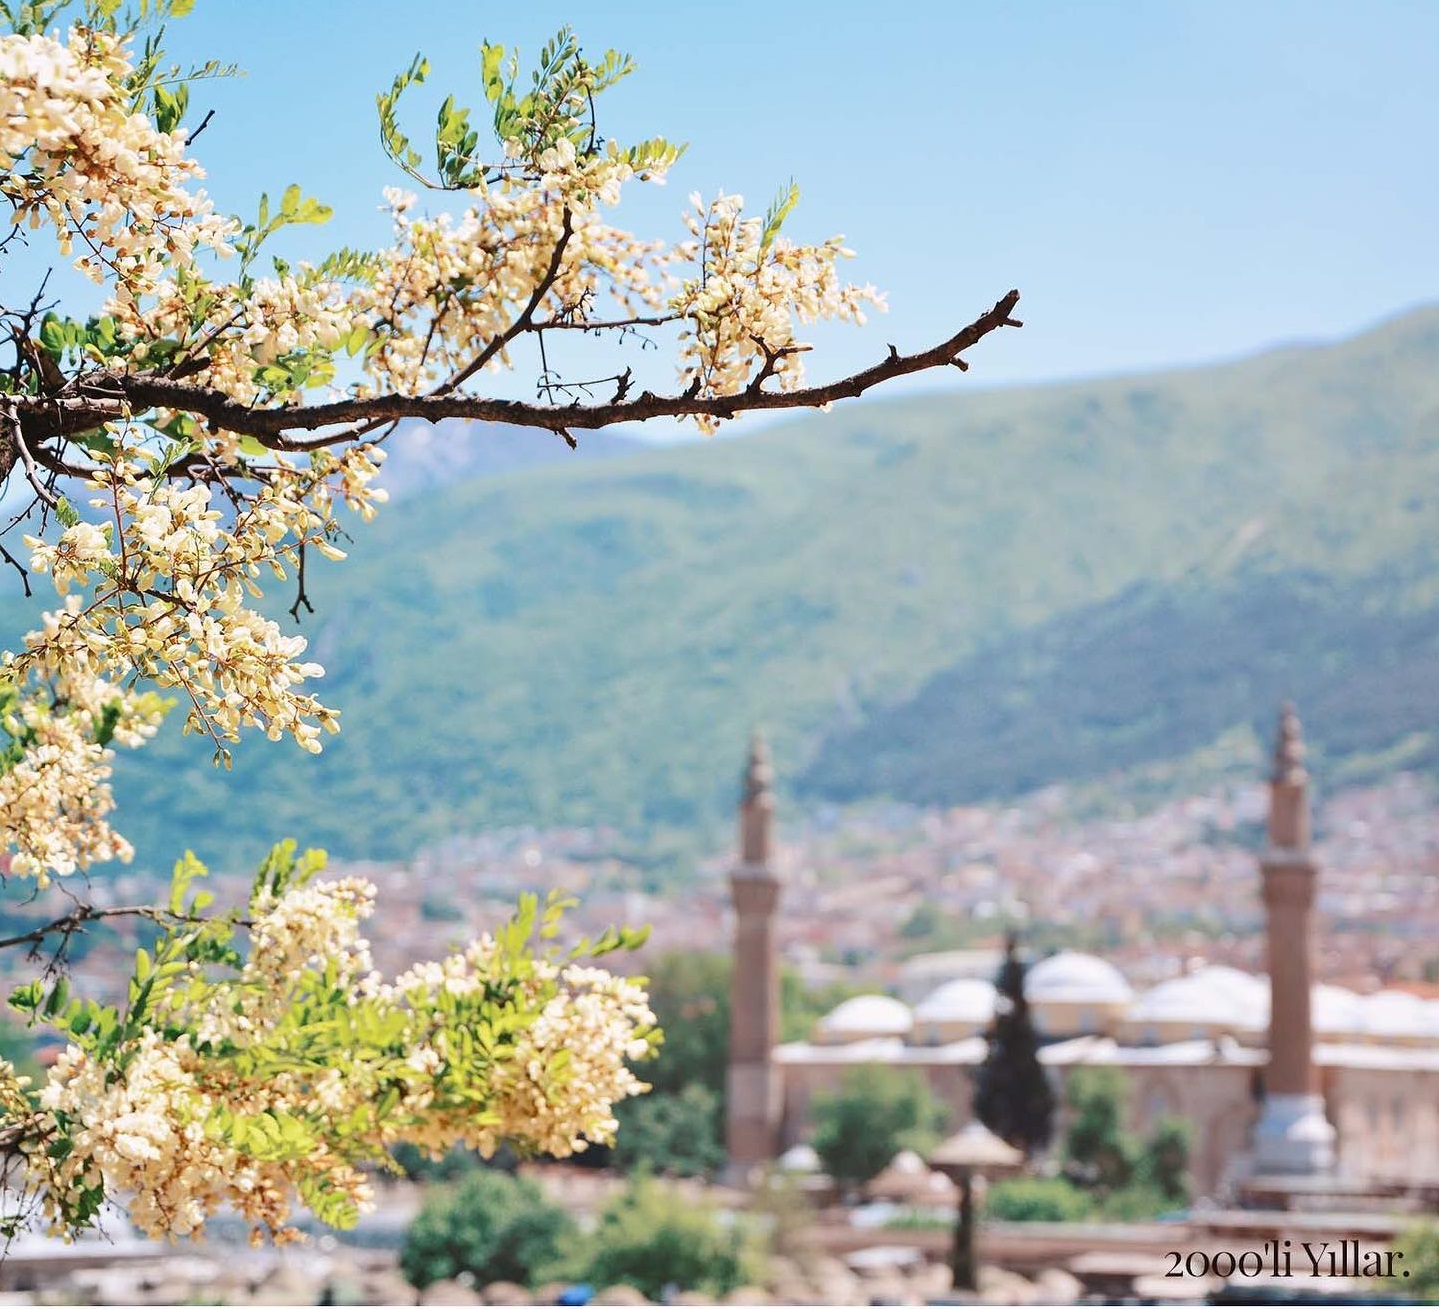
[399,1168,577,1290]
[581,1172,759,1301]
[1382,1222,1439,1296]
[984,1176,1095,1223]
[1063,1067,1138,1196]
[612,1085,726,1178]
[749,1168,819,1261]
[811,1065,946,1189]
[1136,1116,1192,1205]
[974,939,1054,1157]
[1052,1070,1191,1220]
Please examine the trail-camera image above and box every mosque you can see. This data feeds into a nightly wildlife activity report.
[725,707,1439,1198]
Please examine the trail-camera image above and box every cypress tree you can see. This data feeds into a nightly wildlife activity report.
[973,932,1055,1157]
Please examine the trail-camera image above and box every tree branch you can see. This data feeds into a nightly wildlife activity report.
[432,206,576,397]
[0,902,231,955]
[38,290,1019,451]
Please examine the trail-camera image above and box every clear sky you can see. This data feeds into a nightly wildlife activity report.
[54,2,1439,418]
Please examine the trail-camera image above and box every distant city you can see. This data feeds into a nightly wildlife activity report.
[22,768,1437,1021]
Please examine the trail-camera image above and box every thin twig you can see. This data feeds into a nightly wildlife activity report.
[287,542,314,623]
[2,402,58,508]
[0,903,231,955]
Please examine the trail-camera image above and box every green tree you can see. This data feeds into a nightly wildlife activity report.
[400,1169,577,1291]
[582,1172,757,1301]
[613,1084,726,1178]
[1062,1067,1136,1196]
[973,933,1055,1158]
[811,1065,946,1190]
[642,952,732,1103]
[1137,1116,1191,1206]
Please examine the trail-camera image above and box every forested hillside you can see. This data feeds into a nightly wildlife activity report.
[6,307,1433,870]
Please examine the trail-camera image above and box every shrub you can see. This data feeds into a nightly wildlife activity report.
[581,1173,757,1301]
[1382,1223,1439,1296]
[400,1168,577,1290]
[984,1176,1095,1223]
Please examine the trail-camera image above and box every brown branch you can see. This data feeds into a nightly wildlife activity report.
[0,903,223,955]
[1,402,58,508]
[22,290,1021,452]
[185,108,216,145]
[432,206,577,396]
[529,312,681,332]
[287,542,314,623]
[0,540,31,597]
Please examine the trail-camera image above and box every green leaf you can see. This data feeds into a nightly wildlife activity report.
[69,430,117,457]
[94,700,122,748]
[38,313,68,358]
[54,496,80,529]
[42,977,69,1018]
[761,179,800,253]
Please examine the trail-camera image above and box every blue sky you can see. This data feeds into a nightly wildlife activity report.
[43,2,1439,423]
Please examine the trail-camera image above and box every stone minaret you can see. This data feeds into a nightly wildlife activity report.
[1252,704,1336,1175]
[725,732,783,1181]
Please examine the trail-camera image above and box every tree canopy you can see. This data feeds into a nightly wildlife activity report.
[0,0,1017,1243]
[973,933,1055,1157]
[810,1065,946,1190]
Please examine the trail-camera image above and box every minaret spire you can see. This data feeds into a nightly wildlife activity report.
[740,730,774,867]
[1267,702,1311,852]
[726,731,783,1182]
[1252,701,1335,1176]
[1272,701,1306,785]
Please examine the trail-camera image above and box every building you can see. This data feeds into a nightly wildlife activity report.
[725,708,1439,1197]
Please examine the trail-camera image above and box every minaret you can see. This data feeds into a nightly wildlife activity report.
[725,732,783,1182]
[1252,703,1336,1175]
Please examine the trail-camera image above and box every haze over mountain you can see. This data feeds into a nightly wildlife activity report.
[10,307,1436,871]
[374,419,646,501]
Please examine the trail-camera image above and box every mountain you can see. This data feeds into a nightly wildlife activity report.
[9,306,1439,870]
[372,419,647,500]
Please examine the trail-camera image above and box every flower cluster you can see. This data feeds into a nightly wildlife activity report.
[361,139,671,397]
[14,857,655,1245]
[3,439,385,881]
[672,192,886,430]
[107,266,365,406]
[0,12,913,1248]
[0,671,164,884]
[0,25,233,298]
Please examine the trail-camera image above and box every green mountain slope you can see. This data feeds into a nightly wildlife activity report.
[9,306,1437,869]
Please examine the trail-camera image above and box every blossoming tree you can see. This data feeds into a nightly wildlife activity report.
[0,0,1020,1245]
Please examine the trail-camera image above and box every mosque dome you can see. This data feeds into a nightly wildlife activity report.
[816,994,913,1042]
[1026,951,1134,1005]
[1311,983,1364,1036]
[1129,974,1251,1027]
[1186,965,1268,1007]
[914,978,998,1026]
[1361,990,1431,1039]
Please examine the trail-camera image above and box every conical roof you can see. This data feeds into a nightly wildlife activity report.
[930,1121,1024,1170]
